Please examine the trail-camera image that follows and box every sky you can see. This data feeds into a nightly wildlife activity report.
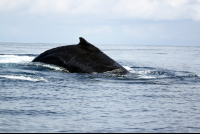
[0,0,200,45]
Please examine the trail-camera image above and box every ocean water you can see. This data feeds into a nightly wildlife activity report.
[0,42,200,133]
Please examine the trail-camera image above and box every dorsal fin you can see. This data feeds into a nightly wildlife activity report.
[79,37,90,45]
[78,37,100,52]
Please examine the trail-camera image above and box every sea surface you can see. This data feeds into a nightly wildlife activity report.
[0,42,200,133]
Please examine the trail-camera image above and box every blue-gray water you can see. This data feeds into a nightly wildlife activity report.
[0,43,200,133]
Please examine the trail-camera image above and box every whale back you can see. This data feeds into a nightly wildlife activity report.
[32,37,128,74]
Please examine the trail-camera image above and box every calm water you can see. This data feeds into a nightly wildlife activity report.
[0,42,200,133]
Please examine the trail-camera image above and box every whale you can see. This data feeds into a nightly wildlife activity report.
[32,37,129,74]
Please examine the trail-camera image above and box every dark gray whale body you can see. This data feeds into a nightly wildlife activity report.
[32,37,128,74]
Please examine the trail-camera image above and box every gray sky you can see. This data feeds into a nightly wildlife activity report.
[0,0,200,45]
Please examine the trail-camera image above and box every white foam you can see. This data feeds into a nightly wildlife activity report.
[138,70,151,74]
[139,75,156,79]
[0,75,47,82]
[136,70,156,79]
[33,62,69,72]
[122,66,156,79]
[0,55,34,63]
[42,64,67,72]
[123,66,132,71]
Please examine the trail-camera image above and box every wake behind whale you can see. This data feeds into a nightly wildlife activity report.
[32,37,129,74]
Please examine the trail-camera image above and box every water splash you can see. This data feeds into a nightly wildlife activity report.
[0,55,34,63]
[0,75,47,82]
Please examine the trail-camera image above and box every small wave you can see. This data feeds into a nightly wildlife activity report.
[0,75,47,82]
[0,55,35,63]
[0,54,68,72]
[32,62,69,72]
[41,64,67,72]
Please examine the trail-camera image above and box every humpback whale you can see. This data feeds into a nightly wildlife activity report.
[32,37,128,74]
